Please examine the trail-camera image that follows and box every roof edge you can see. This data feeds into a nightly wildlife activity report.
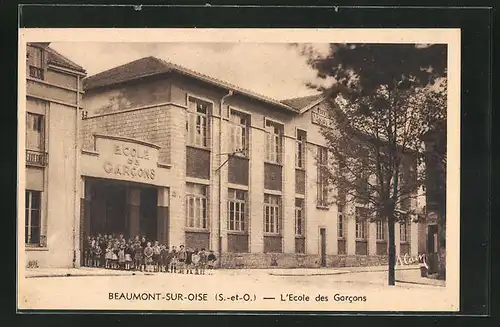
[84,57,299,113]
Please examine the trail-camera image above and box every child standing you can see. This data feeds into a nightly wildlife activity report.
[191,249,200,275]
[160,245,168,272]
[99,235,107,268]
[177,245,186,274]
[105,242,113,269]
[133,240,143,271]
[93,241,103,268]
[111,240,119,269]
[89,237,95,267]
[152,241,161,272]
[125,240,133,270]
[207,250,217,273]
[185,247,193,274]
[169,246,178,273]
[199,248,207,275]
[144,242,154,272]
[118,240,126,270]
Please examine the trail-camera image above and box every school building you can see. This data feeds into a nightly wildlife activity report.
[23,52,426,269]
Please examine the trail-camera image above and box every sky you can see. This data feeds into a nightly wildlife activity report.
[49,42,334,101]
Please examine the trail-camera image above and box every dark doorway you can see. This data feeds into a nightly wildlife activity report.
[140,187,158,241]
[85,179,159,241]
[82,179,165,267]
[320,228,327,267]
[427,224,438,253]
[89,182,127,236]
[427,224,439,273]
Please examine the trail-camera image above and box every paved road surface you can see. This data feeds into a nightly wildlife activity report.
[19,268,451,311]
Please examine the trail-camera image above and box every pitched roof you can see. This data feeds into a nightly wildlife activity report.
[83,56,169,90]
[83,56,298,112]
[45,46,86,73]
[28,43,86,73]
[280,93,325,110]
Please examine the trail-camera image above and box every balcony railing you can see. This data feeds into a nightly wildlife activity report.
[26,150,48,167]
[29,66,44,80]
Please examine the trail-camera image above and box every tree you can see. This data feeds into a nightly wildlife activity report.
[298,44,447,285]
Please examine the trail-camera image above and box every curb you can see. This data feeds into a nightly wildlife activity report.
[269,266,420,277]
[269,271,347,277]
[395,279,446,287]
[25,272,150,279]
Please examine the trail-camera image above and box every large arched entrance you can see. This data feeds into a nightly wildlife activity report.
[80,177,169,266]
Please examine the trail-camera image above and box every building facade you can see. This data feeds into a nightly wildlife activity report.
[24,43,86,268]
[76,57,423,269]
[422,125,446,275]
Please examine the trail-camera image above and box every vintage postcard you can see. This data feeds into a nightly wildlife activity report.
[17,28,460,312]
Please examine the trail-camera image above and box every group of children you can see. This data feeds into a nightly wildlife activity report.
[83,233,217,275]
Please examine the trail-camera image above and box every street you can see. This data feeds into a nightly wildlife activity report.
[19,268,454,311]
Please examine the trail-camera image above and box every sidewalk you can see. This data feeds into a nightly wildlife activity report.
[24,264,417,278]
[267,264,420,276]
[395,269,446,287]
[23,265,445,287]
[268,264,446,287]
[24,267,151,278]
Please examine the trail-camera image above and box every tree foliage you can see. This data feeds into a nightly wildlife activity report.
[318,83,445,222]
[297,43,447,284]
[301,44,447,220]
[301,43,447,94]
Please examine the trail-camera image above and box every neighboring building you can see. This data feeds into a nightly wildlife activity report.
[77,56,423,269]
[422,124,446,276]
[24,43,86,268]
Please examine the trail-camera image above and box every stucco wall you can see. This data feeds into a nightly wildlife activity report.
[26,103,77,268]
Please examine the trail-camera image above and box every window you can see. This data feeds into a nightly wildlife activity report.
[187,97,211,147]
[399,165,414,212]
[337,159,347,204]
[25,190,41,245]
[400,221,410,242]
[264,194,280,234]
[228,189,247,232]
[355,173,370,204]
[185,183,208,229]
[376,220,386,241]
[317,146,329,206]
[355,207,368,239]
[295,198,304,236]
[400,195,411,212]
[229,110,249,156]
[337,205,345,238]
[265,120,283,164]
[26,113,44,151]
[296,130,307,168]
[27,46,44,80]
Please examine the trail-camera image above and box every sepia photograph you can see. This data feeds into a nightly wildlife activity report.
[17,28,460,312]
